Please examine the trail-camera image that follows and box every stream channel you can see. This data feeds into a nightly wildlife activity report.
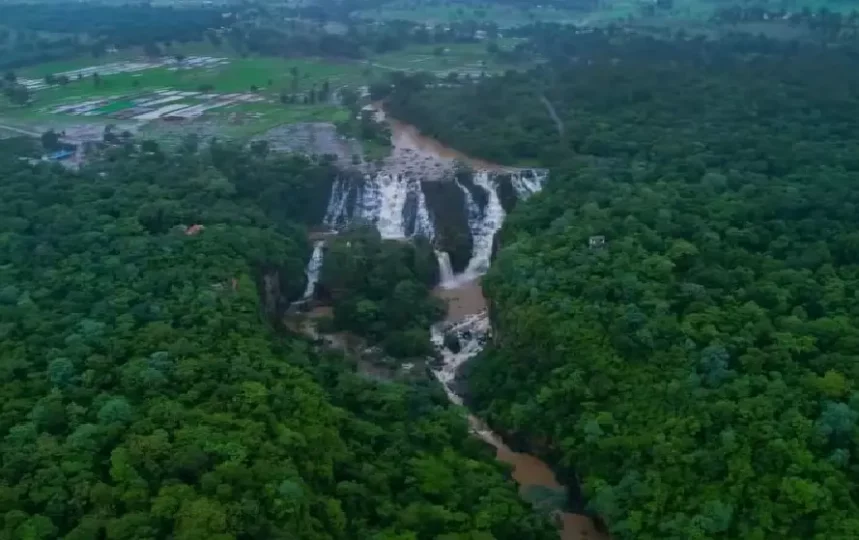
[301,106,606,540]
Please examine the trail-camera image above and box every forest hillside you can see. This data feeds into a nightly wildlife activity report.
[383,28,859,539]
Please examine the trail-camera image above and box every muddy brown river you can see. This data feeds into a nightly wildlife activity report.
[434,281,607,540]
[372,104,514,177]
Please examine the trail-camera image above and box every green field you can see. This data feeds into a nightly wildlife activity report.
[1,56,369,131]
[26,57,365,103]
[0,42,520,144]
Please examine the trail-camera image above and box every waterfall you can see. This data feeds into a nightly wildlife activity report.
[324,172,434,240]
[430,312,490,405]
[324,177,350,227]
[435,250,455,285]
[510,169,548,198]
[374,173,410,239]
[321,166,546,287]
[462,171,506,278]
[301,241,325,300]
[413,183,435,239]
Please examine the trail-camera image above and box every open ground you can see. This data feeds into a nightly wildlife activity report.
[1,42,527,145]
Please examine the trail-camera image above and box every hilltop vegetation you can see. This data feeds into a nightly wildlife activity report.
[380,26,859,539]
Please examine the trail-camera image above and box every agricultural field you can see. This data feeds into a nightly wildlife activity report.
[0,55,368,143]
[0,43,526,145]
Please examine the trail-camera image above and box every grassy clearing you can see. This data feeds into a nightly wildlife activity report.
[26,57,367,105]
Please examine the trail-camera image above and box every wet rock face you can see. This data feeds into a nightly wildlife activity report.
[443,331,461,354]
[494,173,518,214]
[420,180,473,273]
[262,270,281,316]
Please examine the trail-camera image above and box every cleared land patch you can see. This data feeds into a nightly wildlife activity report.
[1,45,524,144]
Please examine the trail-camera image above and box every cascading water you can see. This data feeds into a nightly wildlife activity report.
[435,250,455,285]
[462,171,506,278]
[325,172,433,240]
[373,173,410,239]
[510,169,548,198]
[324,177,350,227]
[413,184,435,239]
[430,312,490,405]
[301,241,325,300]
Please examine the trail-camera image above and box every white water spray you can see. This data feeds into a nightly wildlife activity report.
[301,241,325,300]
[461,171,506,278]
[435,250,455,285]
[326,172,433,240]
[430,312,490,405]
[413,183,435,239]
[373,173,410,239]
[510,169,548,198]
[324,178,350,227]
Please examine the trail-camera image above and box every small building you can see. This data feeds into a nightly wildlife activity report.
[589,235,606,249]
[185,224,205,236]
[45,149,75,161]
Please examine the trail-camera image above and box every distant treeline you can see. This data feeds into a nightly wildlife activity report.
[0,3,227,66]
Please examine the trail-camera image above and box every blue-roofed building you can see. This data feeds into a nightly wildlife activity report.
[45,149,75,161]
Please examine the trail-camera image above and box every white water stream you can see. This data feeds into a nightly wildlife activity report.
[325,172,434,240]
[301,241,325,300]
[435,250,455,284]
[429,312,490,405]
[463,171,506,277]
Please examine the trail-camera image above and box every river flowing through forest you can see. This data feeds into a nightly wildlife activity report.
[305,109,604,539]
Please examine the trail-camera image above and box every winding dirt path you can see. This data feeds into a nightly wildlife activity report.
[540,94,565,136]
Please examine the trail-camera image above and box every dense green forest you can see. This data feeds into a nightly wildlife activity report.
[0,139,555,539]
[10,1,859,537]
[376,27,859,539]
[318,225,443,358]
[0,4,228,70]
[0,4,226,48]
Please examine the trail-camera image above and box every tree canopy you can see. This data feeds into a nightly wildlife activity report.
[380,26,859,539]
[0,142,555,540]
